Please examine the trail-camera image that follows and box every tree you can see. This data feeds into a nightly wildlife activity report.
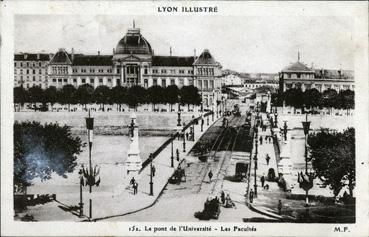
[164,85,180,111]
[147,85,164,111]
[282,88,304,111]
[59,85,77,111]
[111,86,128,111]
[28,86,46,111]
[44,86,58,111]
[303,88,322,111]
[75,84,94,109]
[271,92,282,107]
[337,89,354,112]
[127,85,146,111]
[14,121,84,194]
[93,85,111,111]
[180,85,201,110]
[322,88,338,111]
[308,127,355,197]
[14,86,28,111]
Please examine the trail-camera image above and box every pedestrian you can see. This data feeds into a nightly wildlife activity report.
[266,154,270,165]
[220,191,225,205]
[151,164,156,177]
[269,136,272,143]
[249,189,254,203]
[130,177,135,186]
[208,170,213,182]
[186,132,189,141]
[133,181,138,195]
[259,136,263,145]
[278,200,282,215]
[261,175,265,188]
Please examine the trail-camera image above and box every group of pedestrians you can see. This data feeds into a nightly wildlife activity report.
[258,135,273,145]
[130,177,138,195]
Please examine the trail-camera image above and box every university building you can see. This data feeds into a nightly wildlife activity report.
[14,25,222,106]
[279,55,354,93]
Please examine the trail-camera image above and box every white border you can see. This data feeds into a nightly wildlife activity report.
[1,1,368,236]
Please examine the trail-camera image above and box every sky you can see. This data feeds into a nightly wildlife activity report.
[14,15,354,73]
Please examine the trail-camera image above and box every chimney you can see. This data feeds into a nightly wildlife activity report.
[170,47,172,56]
[71,48,74,61]
[37,53,40,60]
[98,51,100,55]
[24,53,28,59]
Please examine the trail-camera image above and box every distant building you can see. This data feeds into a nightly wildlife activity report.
[279,54,354,93]
[221,73,242,86]
[14,24,222,106]
[14,53,51,89]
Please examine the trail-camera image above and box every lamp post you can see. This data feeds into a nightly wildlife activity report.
[182,122,186,152]
[254,126,259,197]
[207,115,209,126]
[85,110,94,219]
[149,153,154,196]
[201,117,204,132]
[78,167,84,217]
[170,137,174,168]
[177,111,181,126]
[283,121,288,141]
[300,114,313,205]
[274,110,278,128]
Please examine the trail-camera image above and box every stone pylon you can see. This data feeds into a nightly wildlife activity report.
[125,113,142,176]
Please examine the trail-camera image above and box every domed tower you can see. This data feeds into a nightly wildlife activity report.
[113,22,153,87]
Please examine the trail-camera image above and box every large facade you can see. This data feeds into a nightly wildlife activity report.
[14,26,222,106]
[279,57,354,93]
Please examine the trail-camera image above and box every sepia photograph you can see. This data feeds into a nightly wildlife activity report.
[1,1,368,236]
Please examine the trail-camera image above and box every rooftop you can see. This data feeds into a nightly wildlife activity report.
[152,56,194,67]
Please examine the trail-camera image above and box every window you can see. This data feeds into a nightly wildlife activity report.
[161,69,167,74]
[33,69,35,74]
[99,69,104,73]
[144,79,148,88]
[27,69,29,74]
[58,79,62,82]
[82,79,86,83]
[144,68,148,74]
[90,79,94,83]
[107,78,112,82]
[53,78,56,82]
[153,78,157,86]
[170,69,175,74]
[27,62,29,67]
[14,62,17,67]
[33,76,36,81]
[20,69,23,74]
[152,69,158,74]
[198,80,202,89]
[117,68,120,74]
[170,79,175,85]
[63,79,67,82]
[73,69,77,73]
[204,80,208,90]
[99,78,103,83]
[39,62,42,67]
[161,79,166,87]
[73,78,77,83]
[179,70,184,74]
[20,62,23,67]
[210,80,214,90]
[39,69,42,74]
[188,70,193,74]
[90,69,95,73]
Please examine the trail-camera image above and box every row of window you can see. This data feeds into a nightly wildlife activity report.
[73,68,113,74]
[16,75,44,82]
[15,69,44,74]
[283,73,314,79]
[197,80,215,90]
[197,67,215,76]
[285,83,354,92]
[52,66,69,75]
[51,78,113,84]
[152,69,193,75]
[15,61,44,68]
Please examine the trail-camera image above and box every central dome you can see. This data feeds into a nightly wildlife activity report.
[115,28,152,55]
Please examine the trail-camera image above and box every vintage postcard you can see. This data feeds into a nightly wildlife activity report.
[1,1,368,236]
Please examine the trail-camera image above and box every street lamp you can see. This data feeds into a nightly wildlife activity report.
[201,116,204,132]
[85,110,94,219]
[182,122,186,152]
[283,121,288,141]
[207,114,209,126]
[170,137,174,168]
[78,167,84,217]
[149,153,154,196]
[274,110,278,128]
[254,126,259,197]
[177,111,181,126]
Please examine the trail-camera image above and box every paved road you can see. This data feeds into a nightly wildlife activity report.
[111,115,272,222]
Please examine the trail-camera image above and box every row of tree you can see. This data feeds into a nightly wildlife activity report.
[308,127,355,198]
[14,84,202,111]
[271,88,354,111]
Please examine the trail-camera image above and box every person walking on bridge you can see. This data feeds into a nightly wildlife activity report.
[265,154,270,165]
[208,170,213,183]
